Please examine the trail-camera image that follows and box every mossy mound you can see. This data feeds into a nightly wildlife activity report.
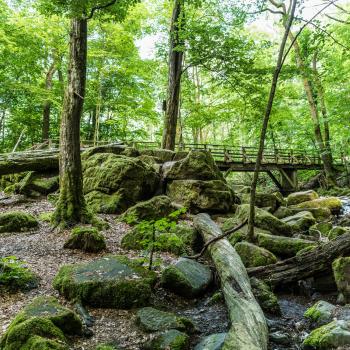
[163,150,223,181]
[234,242,277,268]
[332,257,350,303]
[0,297,81,350]
[286,190,319,206]
[83,153,159,214]
[167,180,237,213]
[304,300,336,326]
[136,307,194,333]
[144,329,190,350]
[281,211,316,234]
[0,211,38,233]
[328,226,350,240]
[161,258,212,298]
[0,256,38,292]
[294,197,342,215]
[303,320,350,349]
[119,196,175,225]
[64,227,106,253]
[53,255,157,308]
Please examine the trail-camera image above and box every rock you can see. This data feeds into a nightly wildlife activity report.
[304,300,336,326]
[273,206,294,219]
[136,307,194,333]
[256,232,316,258]
[64,227,106,253]
[250,277,281,315]
[144,329,189,350]
[194,333,227,350]
[0,296,82,350]
[234,204,292,236]
[0,211,38,233]
[290,206,332,222]
[167,180,237,213]
[281,211,316,234]
[119,196,176,225]
[121,147,140,157]
[30,175,59,195]
[234,242,277,268]
[303,320,350,349]
[0,256,38,292]
[287,190,319,206]
[333,257,350,303]
[139,148,175,163]
[163,150,223,181]
[294,197,342,215]
[161,258,212,298]
[328,226,350,240]
[83,153,159,213]
[242,192,281,212]
[309,222,333,237]
[269,331,290,345]
[53,256,156,308]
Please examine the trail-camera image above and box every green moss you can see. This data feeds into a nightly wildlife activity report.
[39,212,53,223]
[53,255,157,308]
[144,329,190,350]
[208,291,224,305]
[304,301,336,325]
[20,335,68,350]
[64,226,106,253]
[95,345,120,350]
[296,197,342,214]
[328,226,350,240]
[85,191,123,214]
[0,211,38,233]
[332,257,350,302]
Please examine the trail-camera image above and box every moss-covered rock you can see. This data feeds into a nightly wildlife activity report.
[0,256,38,292]
[281,211,316,234]
[286,190,319,206]
[242,192,281,212]
[294,197,342,215]
[167,180,237,213]
[234,242,277,268]
[163,150,223,181]
[95,344,120,350]
[83,153,159,214]
[119,196,175,225]
[144,329,190,350]
[64,226,106,253]
[194,333,227,350]
[256,232,316,258]
[161,258,212,298]
[30,176,59,195]
[250,277,281,315]
[304,300,336,326]
[138,148,175,163]
[302,320,350,349]
[136,307,194,333]
[328,226,350,240]
[333,257,350,303]
[309,222,333,238]
[0,211,38,233]
[273,206,294,219]
[53,255,156,308]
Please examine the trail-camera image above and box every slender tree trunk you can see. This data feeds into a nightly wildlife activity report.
[162,0,184,150]
[42,62,57,142]
[53,18,90,228]
[89,109,97,141]
[248,0,297,241]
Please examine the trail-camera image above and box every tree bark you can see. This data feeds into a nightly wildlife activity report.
[162,0,184,151]
[194,213,268,350]
[53,18,90,228]
[248,233,350,288]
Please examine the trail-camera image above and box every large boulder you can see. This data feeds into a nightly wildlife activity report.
[0,211,38,233]
[161,258,212,298]
[242,192,281,212]
[138,148,175,163]
[136,307,194,333]
[286,190,319,206]
[143,329,190,350]
[83,153,159,213]
[119,196,176,225]
[293,197,342,215]
[163,150,223,181]
[333,257,350,303]
[234,242,277,268]
[0,296,82,350]
[167,180,237,213]
[303,320,350,349]
[53,256,156,308]
[194,333,227,350]
[281,211,316,234]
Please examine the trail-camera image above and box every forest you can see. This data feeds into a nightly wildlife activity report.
[1,0,350,350]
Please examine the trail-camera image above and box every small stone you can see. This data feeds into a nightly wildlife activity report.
[269,331,290,345]
[194,333,227,350]
[144,329,189,350]
[304,300,336,326]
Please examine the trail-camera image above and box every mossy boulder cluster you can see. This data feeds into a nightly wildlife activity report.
[0,211,38,233]
[0,296,82,350]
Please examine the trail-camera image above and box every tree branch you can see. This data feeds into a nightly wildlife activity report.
[86,0,118,20]
[326,14,350,24]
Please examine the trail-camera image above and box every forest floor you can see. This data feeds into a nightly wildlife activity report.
[0,195,229,350]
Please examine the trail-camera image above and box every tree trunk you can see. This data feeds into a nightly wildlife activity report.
[42,62,57,142]
[162,0,184,151]
[247,0,297,241]
[248,233,350,288]
[53,18,90,228]
[194,213,268,350]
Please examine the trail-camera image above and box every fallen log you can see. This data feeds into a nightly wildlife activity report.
[248,233,350,287]
[194,213,268,350]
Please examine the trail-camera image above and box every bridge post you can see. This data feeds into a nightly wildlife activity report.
[280,168,298,193]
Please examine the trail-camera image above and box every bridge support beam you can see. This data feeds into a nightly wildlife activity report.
[280,168,298,194]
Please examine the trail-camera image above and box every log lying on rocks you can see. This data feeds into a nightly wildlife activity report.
[0,144,126,176]
[194,213,268,350]
[248,233,350,287]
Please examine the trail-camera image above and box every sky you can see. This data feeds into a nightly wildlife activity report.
[137,0,349,59]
